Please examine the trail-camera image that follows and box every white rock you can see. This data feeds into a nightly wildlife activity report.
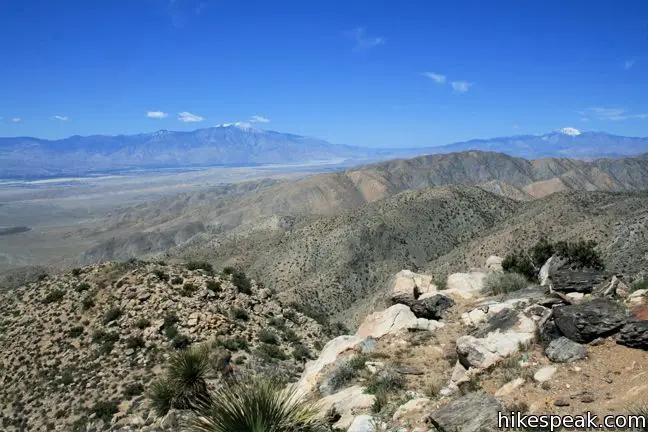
[317,386,375,430]
[392,397,433,423]
[566,292,584,301]
[295,335,366,397]
[630,289,647,298]
[534,366,557,382]
[485,255,503,272]
[389,270,436,304]
[462,303,512,326]
[495,378,526,396]
[356,304,418,339]
[445,272,487,299]
[348,414,376,432]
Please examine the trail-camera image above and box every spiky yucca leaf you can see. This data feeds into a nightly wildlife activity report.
[167,345,212,410]
[188,377,328,432]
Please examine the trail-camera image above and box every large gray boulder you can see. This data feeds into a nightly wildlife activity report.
[553,299,629,343]
[427,391,503,432]
[617,321,648,350]
[545,336,587,362]
[539,256,606,293]
[409,294,455,320]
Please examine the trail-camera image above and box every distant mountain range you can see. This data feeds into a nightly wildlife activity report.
[1,125,647,178]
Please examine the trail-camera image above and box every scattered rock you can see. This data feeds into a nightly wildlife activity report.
[389,270,435,305]
[495,378,526,397]
[581,394,596,403]
[534,366,557,382]
[553,398,570,407]
[393,364,424,375]
[485,255,503,272]
[348,414,376,432]
[317,386,375,430]
[392,397,433,424]
[553,299,630,343]
[427,391,503,432]
[445,271,487,299]
[617,321,648,350]
[409,294,455,320]
[545,337,587,363]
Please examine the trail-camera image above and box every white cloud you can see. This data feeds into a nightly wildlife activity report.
[580,107,648,121]
[580,117,591,122]
[346,27,385,51]
[512,124,519,129]
[147,111,168,119]
[178,111,204,122]
[52,115,69,121]
[451,81,472,93]
[249,115,270,123]
[624,59,636,70]
[10,118,22,123]
[422,72,446,84]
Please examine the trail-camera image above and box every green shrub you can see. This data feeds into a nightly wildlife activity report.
[231,308,249,321]
[232,271,252,295]
[164,313,180,328]
[181,283,198,296]
[135,318,150,329]
[125,336,146,349]
[171,334,191,350]
[483,272,528,295]
[171,276,184,285]
[103,307,122,324]
[222,266,236,275]
[71,268,82,276]
[554,239,604,270]
[502,253,536,281]
[124,383,144,398]
[187,377,327,432]
[630,277,648,293]
[153,269,169,282]
[255,343,287,361]
[292,344,311,361]
[281,327,300,344]
[328,362,356,391]
[68,326,84,338]
[186,261,214,274]
[364,369,407,395]
[90,400,118,423]
[74,282,91,292]
[258,329,279,345]
[372,389,388,414]
[82,296,95,310]
[435,274,448,290]
[92,330,119,344]
[43,289,65,304]
[205,280,221,292]
[348,354,368,371]
[218,337,248,352]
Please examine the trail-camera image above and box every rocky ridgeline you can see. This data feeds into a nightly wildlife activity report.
[0,261,326,431]
[294,256,648,432]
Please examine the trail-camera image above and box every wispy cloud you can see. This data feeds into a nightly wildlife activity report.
[147,111,169,119]
[422,72,446,84]
[624,58,637,70]
[346,27,385,52]
[451,81,472,93]
[10,118,22,124]
[178,111,204,122]
[249,115,270,124]
[581,107,648,121]
[51,115,69,121]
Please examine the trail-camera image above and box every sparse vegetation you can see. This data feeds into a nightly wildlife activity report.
[171,334,191,350]
[153,269,169,281]
[74,282,91,292]
[124,383,144,398]
[258,329,279,345]
[231,270,252,295]
[327,361,356,392]
[231,307,249,321]
[171,276,184,285]
[71,268,82,276]
[181,282,198,296]
[205,280,221,292]
[186,261,214,274]
[135,318,150,329]
[630,276,648,293]
[365,369,407,395]
[102,306,122,324]
[218,337,248,352]
[292,344,311,361]
[90,400,118,423]
[483,272,528,295]
[125,335,146,349]
[68,326,84,338]
[255,343,287,361]
[43,289,65,304]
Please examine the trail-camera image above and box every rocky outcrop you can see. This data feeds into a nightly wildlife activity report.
[445,271,487,299]
[318,386,375,430]
[539,256,607,293]
[408,294,455,320]
[427,391,503,432]
[617,321,648,350]
[545,336,587,362]
[553,299,630,343]
[389,270,436,305]
[355,304,444,339]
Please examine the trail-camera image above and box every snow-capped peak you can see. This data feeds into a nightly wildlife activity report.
[215,122,258,131]
[559,127,582,136]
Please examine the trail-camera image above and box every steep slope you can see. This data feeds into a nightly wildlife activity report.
[425,190,648,277]
[0,261,326,431]
[167,186,520,325]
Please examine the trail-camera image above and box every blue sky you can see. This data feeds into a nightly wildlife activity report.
[1,0,647,148]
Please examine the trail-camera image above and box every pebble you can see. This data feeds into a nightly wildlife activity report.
[554,399,570,407]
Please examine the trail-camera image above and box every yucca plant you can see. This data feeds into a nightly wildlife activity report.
[188,377,328,432]
[149,346,212,416]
